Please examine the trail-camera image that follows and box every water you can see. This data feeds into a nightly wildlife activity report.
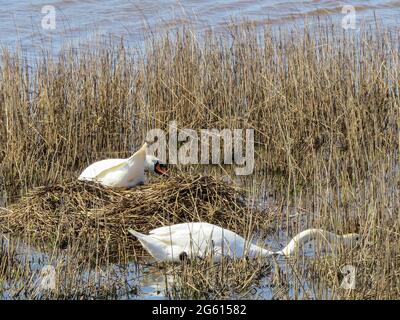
[1,0,400,52]
[0,224,329,299]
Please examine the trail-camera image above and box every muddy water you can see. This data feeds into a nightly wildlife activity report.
[1,0,400,51]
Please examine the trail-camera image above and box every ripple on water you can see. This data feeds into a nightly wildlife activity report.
[1,0,399,52]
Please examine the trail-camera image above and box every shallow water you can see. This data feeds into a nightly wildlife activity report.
[1,0,400,52]
[0,224,328,300]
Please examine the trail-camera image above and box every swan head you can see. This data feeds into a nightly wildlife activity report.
[145,155,169,176]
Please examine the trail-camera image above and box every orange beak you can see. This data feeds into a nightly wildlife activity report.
[154,163,169,176]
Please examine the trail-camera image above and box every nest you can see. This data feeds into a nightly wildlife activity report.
[0,174,272,260]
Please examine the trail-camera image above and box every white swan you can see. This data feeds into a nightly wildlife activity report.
[78,143,168,188]
[128,222,359,263]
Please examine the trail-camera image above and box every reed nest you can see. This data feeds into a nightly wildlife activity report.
[0,174,271,259]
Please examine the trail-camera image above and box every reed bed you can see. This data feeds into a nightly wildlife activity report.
[167,257,272,299]
[0,22,398,200]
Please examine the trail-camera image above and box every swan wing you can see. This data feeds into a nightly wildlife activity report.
[128,229,187,262]
[148,223,228,259]
[149,224,191,237]
[93,160,129,181]
[92,143,147,182]
[132,223,251,261]
[149,222,215,237]
[78,159,126,180]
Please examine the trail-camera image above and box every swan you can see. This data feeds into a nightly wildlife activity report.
[128,222,359,263]
[78,143,168,188]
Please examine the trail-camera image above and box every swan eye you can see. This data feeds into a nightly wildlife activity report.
[179,251,188,262]
[158,162,167,169]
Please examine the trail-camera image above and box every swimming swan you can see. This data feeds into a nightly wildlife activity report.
[128,222,359,262]
[78,143,168,188]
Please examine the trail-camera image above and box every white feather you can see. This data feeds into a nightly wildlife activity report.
[78,143,160,188]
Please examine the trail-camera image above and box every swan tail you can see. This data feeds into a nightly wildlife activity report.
[128,228,147,239]
[128,228,168,262]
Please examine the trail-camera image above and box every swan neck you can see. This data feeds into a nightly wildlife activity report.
[248,243,273,258]
[276,229,341,256]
